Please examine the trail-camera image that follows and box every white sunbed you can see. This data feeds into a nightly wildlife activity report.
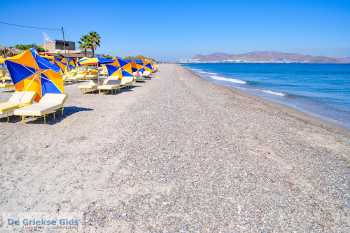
[97,78,121,94]
[120,76,135,88]
[142,70,152,77]
[78,81,98,94]
[14,93,68,123]
[0,91,36,121]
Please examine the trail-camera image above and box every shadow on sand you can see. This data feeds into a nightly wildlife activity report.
[1,106,93,125]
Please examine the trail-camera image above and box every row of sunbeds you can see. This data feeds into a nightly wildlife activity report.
[78,76,135,94]
[0,70,155,123]
[0,91,67,123]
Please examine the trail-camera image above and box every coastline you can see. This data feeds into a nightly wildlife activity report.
[183,63,350,132]
[184,66,350,136]
[0,64,349,232]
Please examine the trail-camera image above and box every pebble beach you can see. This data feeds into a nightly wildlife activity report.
[0,64,349,232]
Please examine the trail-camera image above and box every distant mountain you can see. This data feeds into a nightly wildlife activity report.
[188,51,350,64]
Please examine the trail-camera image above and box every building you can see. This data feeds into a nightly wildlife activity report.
[43,39,91,58]
[44,39,75,52]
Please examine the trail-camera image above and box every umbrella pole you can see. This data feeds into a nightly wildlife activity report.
[97,64,99,85]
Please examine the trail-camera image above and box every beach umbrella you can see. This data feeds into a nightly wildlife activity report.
[41,55,55,61]
[142,59,155,72]
[105,57,133,79]
[53,56,77,73]
[78,57,114,83]
[5,48,64,102]
[65,57,76,70]
[53,56,67,72]
[131,60,144,73]
[78,57,114,66]
[0,56,5,64]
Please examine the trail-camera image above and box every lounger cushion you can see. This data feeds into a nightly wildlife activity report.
[103,78,121,85]
[121,76,134,85]
[14,94,67,117]
[39,94,67,106]
[20,92,36,105]
[0,91,35,115]
[78,81,97,89]
[8,92,25,103]
[97,85,120,90]
[143,71,151,76]
[0,102,18,114]
[14,104,61,116]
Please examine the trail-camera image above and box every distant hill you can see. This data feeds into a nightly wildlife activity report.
[188,51,350,64]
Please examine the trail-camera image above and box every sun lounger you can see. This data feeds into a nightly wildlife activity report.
[142,70,152,77]
[14,93,68,123]
[0,91,36,121]
[74,73,87,81]
[97,78,121,94]
[78,81,98,94]
[86,74,98,80]
[120,76,135,88]
[135,75,145,82]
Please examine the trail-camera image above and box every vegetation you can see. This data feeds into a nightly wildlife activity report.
[0,44,45,58]
[101,54,113,59]
[124,55,157,62]
[78,35,90,57]
[0,46,20,57]
[15,44,45,52]
[78,32,101,57]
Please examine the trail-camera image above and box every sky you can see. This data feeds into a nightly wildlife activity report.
[1,0,350,61]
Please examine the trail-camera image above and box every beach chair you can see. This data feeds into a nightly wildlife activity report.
[78,80,98,94]
[97,78,121,94]
[63,70,79,83]
[14,93,68,123]
[120,76,135,88]
[142,70,152,78]
[0,91,36,122]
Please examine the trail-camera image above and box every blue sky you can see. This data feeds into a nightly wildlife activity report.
[1,0,349,60]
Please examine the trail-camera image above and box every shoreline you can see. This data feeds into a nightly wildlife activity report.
[184,66,350,135]
[0,64,349,232]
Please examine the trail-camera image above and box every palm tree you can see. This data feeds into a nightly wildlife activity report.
[78,35,90,57]
[87,31,101,57]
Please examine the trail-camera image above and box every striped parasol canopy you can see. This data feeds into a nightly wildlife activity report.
[105,57,133,79]
[78,57,114,66]
[5,48,64,102]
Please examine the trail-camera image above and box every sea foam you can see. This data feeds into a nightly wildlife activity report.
[210,75,247,84]
[261,89,286,97]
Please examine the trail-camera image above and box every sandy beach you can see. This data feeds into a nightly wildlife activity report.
[1,64,349,232]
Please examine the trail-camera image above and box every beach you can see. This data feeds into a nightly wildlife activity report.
[1,64,349,232]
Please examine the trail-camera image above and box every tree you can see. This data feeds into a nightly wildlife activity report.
[15,44,45,52]
[78,35,90,57]
[87,31,101,57]
[79,32,101,57]
[0,46,20,57]
[124,55,157,63]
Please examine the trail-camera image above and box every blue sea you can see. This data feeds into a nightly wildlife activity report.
[182,63,350,129]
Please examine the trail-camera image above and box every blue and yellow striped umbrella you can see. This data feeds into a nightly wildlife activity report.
[5,48,64,102]
[78,57,114,66]
[66,57,76,70]
[142,59,155,72]
[53,56,76,73]
[105,57,133,79]
[130,60,145,73]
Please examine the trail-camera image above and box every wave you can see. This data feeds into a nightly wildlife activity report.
[199,71,217,75]
[190,68,217,76]
[261,89,286,97]
[190,68,203,72]
[209,75,247,84]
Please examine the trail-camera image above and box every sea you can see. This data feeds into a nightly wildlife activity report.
[182,63,350,129]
